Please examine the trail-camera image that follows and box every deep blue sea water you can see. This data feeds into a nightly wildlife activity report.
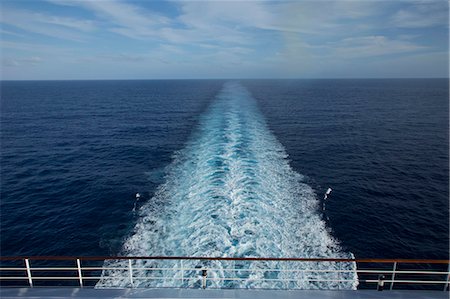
[1,79,448,265]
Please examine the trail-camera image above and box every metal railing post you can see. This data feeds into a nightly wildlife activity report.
[377,275,385,291]
[300,261,305,287]
[128,259,134,287]
[180,260,184,287]
[25,259,33,287]
[284,261,289,290]
[76,259,83,287]
[201,268,207,289]
[390,262,397,291]
[337,262,341,290]
[444,263,450,291]
[233,260,236,286]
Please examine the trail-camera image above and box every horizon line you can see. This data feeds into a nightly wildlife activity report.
[1,77,449,82]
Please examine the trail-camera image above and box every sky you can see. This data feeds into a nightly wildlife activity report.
[1,0,449,80]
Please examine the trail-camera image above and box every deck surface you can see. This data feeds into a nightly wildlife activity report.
[0,288,448,299]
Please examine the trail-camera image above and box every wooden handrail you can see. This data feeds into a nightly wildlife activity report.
[0,256,448,264]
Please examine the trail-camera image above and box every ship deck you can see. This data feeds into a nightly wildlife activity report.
[0,288,448,299]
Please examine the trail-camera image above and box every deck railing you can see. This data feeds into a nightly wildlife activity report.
[0,256,448,291]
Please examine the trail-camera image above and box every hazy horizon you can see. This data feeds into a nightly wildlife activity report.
[1,0,449,80]
[2,77,450,82]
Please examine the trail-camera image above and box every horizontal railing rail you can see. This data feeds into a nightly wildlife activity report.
[1,256,449,263]
[0,256,448,291]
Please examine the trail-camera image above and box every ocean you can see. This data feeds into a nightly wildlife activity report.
[1,79,448,267]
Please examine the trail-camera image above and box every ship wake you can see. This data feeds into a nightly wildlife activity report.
[96,82,358,289]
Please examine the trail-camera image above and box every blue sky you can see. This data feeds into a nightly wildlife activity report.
[1,0,448,80]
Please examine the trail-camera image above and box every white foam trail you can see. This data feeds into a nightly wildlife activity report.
[97,82,358,289]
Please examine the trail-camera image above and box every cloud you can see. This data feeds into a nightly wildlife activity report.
[100,53,146,62]
[331,35,427,58]
[265,34,429,78]
[49,0,269,44]
[177,1,273,31]
[41,1,390,49]
[1,40,69,52]
[0,7,95,41]
[362,50,449,78]
[0,29,26,38]
[44,16,95,31]
[391,1,448,28]
[253,1,384,35]
[48,0,169,40]
[3,56,43,67]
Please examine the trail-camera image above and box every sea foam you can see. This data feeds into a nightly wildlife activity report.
[97,82,358,289]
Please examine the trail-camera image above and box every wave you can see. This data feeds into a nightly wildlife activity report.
[96,82,358,289]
